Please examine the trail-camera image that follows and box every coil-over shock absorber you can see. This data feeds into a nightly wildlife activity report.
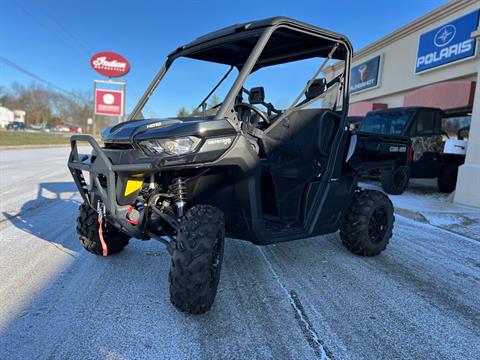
[171,177,187,217]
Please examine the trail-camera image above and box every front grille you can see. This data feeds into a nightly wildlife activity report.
[104,142,133,150]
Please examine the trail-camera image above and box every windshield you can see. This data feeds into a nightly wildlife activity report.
[135,55,342,121]
[133,33,346,122]
[360,110,413,135]
[136,57,238,119]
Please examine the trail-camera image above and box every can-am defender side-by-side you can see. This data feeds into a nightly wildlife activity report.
[68,17,411,314]
[359,107,469,194]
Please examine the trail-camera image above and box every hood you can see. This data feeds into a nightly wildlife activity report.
[102,117,236,143]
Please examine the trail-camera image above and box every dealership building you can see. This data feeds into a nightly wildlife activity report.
[326,0,480,207]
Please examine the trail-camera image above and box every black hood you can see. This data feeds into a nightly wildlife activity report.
[102,117,236,143]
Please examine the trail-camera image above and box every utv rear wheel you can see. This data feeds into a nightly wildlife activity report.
[76,203,130,255]
[169,205,225,315]
[340,190,394,256]
[380,167,409,195]
[437,163,458,193]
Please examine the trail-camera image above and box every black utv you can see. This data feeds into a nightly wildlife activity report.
[360,107,468,194]
[69,17,411,314]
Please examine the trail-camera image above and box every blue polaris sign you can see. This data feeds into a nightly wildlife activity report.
[415,10,479,73]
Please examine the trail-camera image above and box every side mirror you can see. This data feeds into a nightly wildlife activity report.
[248,87,265,105]
[305,78,327,100]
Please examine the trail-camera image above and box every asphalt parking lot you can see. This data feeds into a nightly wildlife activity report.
[0,147,479,360]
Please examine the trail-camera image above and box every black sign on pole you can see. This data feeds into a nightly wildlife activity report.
[350,55,382,94]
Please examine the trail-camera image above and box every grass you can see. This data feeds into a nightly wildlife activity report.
[0,130,71,146]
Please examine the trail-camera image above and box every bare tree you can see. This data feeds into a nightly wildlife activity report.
[1,82,94,128]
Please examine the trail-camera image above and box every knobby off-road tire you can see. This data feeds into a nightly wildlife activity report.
[76,203,130,255]
[437,163,458,193]
[169,205,225,315]
[380,167,409,195]
[340,190,394,256]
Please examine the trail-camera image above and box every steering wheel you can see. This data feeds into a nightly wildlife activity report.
[234,103,270,125]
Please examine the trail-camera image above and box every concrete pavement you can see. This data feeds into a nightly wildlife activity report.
[362,179,480,241]
[0,148,479,360]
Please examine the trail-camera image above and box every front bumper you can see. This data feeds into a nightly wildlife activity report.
[68,135,152,236]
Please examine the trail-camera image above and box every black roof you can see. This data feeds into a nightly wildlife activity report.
[169,17,352,70]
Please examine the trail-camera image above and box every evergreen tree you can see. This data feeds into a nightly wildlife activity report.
[177,106,190,117]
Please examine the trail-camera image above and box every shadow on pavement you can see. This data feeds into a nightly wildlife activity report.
[2,181,80,252]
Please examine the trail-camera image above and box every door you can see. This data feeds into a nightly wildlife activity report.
[409,109,443,178]
[261,109,338,221]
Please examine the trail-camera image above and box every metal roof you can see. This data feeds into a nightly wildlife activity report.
[169,17,352,70]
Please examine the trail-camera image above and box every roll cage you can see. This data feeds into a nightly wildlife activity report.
[130,17,353,127]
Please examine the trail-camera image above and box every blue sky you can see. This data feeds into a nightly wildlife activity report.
[1,0,448,117]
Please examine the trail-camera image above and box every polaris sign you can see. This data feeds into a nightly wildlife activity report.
[415,10,479,73]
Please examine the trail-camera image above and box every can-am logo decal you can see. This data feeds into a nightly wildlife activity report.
[389,146,407,153]
[415,10,479,73]
[90,51,130,78]
[206,137,232,145]
[434,25,456,47]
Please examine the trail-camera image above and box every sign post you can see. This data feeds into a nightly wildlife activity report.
[90,51,130,134]
[93,80,126,134]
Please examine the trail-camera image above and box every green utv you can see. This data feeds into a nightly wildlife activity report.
[69,18,411,314]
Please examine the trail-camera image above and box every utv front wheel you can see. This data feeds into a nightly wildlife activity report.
[169,205,225,315]
[380,167,409,195]
[340,190,394,256]
[76,203,130,255]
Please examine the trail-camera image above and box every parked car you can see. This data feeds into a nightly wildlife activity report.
[56,126,71,132]
[6,121,26,131]
[43,124,55,133]
[30,123,46,131]
[69,126,83,133]
[359,106,468,194]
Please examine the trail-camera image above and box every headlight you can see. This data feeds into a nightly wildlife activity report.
[139,136,200,156]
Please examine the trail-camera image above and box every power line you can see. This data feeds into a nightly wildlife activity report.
[11,2,149,116]
[41,9,150,115]
[0,56,76,97]
[14,0,87,59]
[46,9,92,56]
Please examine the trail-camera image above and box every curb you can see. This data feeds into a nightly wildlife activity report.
[395,206,479,241]
[394,207,429,223]
[0,144,71,150]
